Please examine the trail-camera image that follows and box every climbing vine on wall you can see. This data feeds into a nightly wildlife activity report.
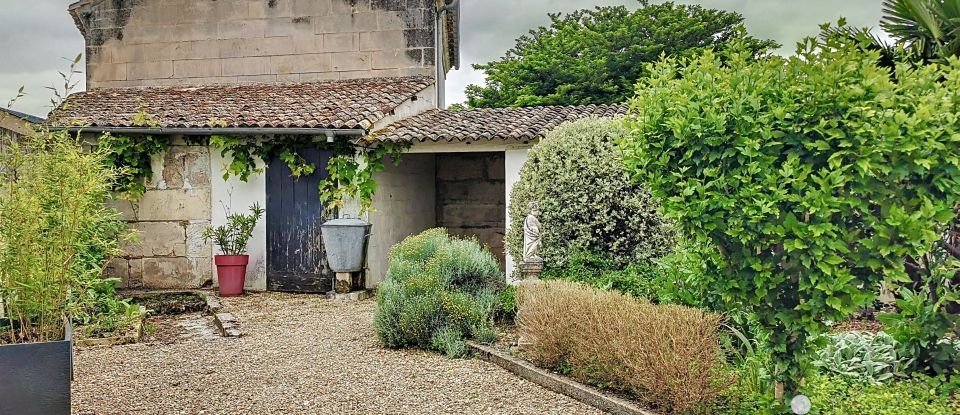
[209,135,408,215]
[98,131,407,214]
[99,133,170,200]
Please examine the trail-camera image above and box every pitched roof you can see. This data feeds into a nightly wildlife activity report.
[47,77,434,131]
[370,104,629,143]
[0,107,44,124]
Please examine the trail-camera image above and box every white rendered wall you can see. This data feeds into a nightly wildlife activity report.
[210,150,268,291]
[504,148,530,281]
[366,154,437,287]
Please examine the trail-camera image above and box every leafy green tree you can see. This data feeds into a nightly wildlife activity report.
[620,35,960,401]
[465,1,778,108]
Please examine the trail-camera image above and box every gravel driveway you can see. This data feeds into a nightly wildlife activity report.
[72,293,603,415]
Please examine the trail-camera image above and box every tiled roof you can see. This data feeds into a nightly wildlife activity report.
[48,77,434,131]
[371,104,628,142]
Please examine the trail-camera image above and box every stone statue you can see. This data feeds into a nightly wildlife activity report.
[522,201,542,262]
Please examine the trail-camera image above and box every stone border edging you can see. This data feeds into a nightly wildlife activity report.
[466,341,657,415]
[203,293,241,338]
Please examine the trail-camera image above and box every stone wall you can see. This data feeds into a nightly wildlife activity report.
[436,153,506,268]
[105,140,213,289]
[367,153,437,286]
[74,0,439,88]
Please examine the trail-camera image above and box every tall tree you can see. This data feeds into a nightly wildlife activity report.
[465,1,779,108]
[882,0,960,60]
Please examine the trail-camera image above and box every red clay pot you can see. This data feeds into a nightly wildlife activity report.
[214,255,249,297]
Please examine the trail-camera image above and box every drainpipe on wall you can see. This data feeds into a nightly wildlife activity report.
[435,0,459,108]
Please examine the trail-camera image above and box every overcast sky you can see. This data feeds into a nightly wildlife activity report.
[0,0,884,118]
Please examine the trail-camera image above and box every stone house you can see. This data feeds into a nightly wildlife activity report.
[0,107,43,139]
[48,0,625,292]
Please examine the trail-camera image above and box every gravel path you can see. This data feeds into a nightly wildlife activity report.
[72,293,604,415]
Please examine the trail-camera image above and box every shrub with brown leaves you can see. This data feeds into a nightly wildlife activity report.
[517,280,729,414]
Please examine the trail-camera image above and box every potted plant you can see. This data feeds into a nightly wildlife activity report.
[204,203,264,297]
[0,130,126,415]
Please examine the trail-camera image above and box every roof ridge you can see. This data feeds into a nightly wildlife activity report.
[1,107,45,124]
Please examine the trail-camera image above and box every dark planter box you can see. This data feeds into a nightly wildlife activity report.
[0,332,72,415]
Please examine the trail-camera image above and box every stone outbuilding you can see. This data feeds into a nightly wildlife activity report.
[0,107,43,139]
[48,0,624,292]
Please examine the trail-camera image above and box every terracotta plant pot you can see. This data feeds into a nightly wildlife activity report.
[215,255,249,297]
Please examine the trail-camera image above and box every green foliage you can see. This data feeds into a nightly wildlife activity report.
[506,117,675,274]
[812,331,912,384]
[430,327,470,358]
[621,35,960,393]
[724,372,960,415]
[374,229,505,357]
[466,0,778,108]
[881,0,960,61]
[497,284,517,322]
[210,135,407,216]
[879,273,960,376]
[98,134,170,199]
[0,129,133,343]
[541,243,714,311]
[803,375,959,415]
[203,203,264,256]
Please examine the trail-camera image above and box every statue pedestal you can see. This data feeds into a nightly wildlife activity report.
[520,258,544,281]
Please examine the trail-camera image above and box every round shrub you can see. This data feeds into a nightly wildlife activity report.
[375,228,505,356]
[506,117,675,273]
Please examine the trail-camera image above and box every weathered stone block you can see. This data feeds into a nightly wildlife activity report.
[292,34,324,53]
[257,0,295,18]
[487,156,506,180]
[439,181,504,202]
[127,259,144,288]
[246,36,297,56]
[265,17,315,38]
[222,56,273,76]
[126,61,174,80]
[437,155,484,180]
[360,30,404,51]
[272,53,333,74]
[186,221,213,257]
[441,204,505,228]
[378,9,427,31]
[217,19,266,39]
[371,49,416,70]
[89,63,128,82]
[323,32,359,52]
[332,0,370,13]
[131,189,212,221]
[189,257,214,287]
[143,257,196,288]
[103,258,130,285]
[315,12,377,33]
[293,0,332,16]
[174,59,222,78]
[185,40,221,59]
[331,51,371,71]
[124,222,187,258]
[157,146,211,190]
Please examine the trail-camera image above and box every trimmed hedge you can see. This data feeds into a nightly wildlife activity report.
[505,117,675,274]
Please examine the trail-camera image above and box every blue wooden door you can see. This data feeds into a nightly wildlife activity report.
[265,147,333,293]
